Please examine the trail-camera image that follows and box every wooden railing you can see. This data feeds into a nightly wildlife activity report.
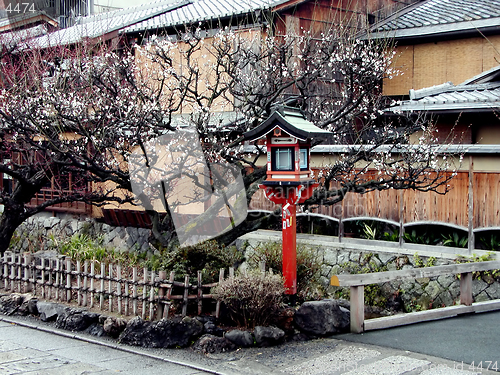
[1,251,228,320]
[331,260,500,333]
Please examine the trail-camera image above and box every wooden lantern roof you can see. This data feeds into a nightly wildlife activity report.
[243,107,332,142]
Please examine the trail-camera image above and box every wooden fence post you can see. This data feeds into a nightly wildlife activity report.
[216,268,225,319]
[149,271,155,320]
[142,268,147,320]
[54,259,60,301]
[197,271,203,316]
[117,264,122,315]
[90,261,95,308]
[99,264,105,310]
[83,261,88,307]
[182,275,189,317]
[77,260,82,305]
[108,264,113,312]
[132,267,138,316]
[66,258,72,302]
[4,252,9,290]
[23,253,33,293]
[157,271,166,320]
[460,272,473,306]
[350,285,364,333]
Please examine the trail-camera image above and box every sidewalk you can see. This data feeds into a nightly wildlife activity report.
[1,314,498,375]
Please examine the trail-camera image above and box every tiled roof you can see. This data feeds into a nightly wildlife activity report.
[26,0,190,48]
[369,0,500,39]
[387,67,500,112]
[124,0,291,34]
[26,0,291,48]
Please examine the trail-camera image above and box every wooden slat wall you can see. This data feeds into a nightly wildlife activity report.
[249,171,500,230]
[474,173,500,229]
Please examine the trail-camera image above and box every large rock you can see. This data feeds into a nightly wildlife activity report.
[254,326,285,347]
[36,302,69,322]
[0,294,29,315]
[294,299,350,336]
[103,317,128,338]
[55,308,100,331]
[225,329,254,347]
[192,334,236,354]
[119,316,203,348]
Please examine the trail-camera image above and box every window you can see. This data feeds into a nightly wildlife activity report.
[299,148,308,170]
[272,147,294,171]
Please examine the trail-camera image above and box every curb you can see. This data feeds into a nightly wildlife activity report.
[0,315,228,375]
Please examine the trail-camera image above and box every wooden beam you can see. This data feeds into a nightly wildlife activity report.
[330,261,500,287]
[364,300,500,331]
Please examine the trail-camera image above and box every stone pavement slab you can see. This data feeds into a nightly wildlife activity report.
[1,314,498,375]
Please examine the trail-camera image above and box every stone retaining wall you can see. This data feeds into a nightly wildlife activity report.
[239,230,500,312]
[9,213,152,254]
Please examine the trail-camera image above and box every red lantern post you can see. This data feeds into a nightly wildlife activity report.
[243,107,331,297]
[260,184,317,294]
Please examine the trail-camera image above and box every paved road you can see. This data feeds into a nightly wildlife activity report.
[338,310,500,371]
[1,312,499,375]
[0,319,212,375]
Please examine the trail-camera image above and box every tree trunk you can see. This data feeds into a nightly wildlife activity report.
[0,206,25,255]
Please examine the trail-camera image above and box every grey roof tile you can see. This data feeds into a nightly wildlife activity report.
[124,0,289,33]
[371,0,500,38]
[388,78,500,112]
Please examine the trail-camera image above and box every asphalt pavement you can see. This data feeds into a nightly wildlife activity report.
[1,311,499,375]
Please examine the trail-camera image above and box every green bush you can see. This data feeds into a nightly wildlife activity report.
[211,270,285,328]
[59,234,109,262]
[144,240,245,283]
[247,241,323,301]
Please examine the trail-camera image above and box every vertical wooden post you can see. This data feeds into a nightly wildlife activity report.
[83,261,88,307]
[182,275,189,317]
[149,271,155,320]
[132,267,138,316]
[99,265,105,310]
[350,285,364,333]
[157,271,166,320]
[66,258,72,302]
[142,268,147,320]
[54,259,60,301]
[216,268,224,319]
[90,261,95,308]
[77,260,82,305]
[47,259,52,299]
[124,273,129,317]
[16,254,21,293]
[399,190,405,247]
[10,252,16,292]
[468,156,474,255]
[23,253,33,293]
[4,252,9,290]
[108,264,113,312]
[460,272,473,306]
[117,264,122,315]
[197,271,203,316]
[259,260,266,274]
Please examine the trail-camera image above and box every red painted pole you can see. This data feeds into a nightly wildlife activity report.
[282,196,297,295]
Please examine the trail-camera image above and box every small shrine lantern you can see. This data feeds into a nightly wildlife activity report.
[244,107,331,296]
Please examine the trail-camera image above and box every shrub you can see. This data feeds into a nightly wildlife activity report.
[211,271,285,328]
[59,234,109,262]
[145,240,245,283]
[247,241,323,301]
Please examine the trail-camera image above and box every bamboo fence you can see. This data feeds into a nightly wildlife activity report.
[0,251,230,320]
